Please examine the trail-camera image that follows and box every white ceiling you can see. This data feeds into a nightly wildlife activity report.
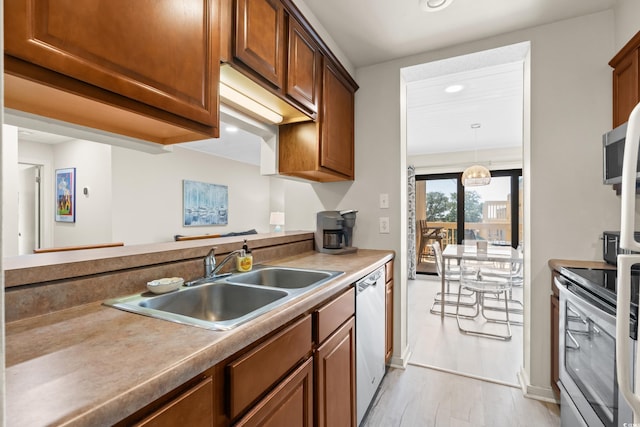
[17,0,616,162]
[178,124,263,166]
[405,43,527,156]
[301,0,615,69]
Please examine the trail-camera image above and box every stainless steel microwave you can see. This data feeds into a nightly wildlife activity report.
[603,121,640,184]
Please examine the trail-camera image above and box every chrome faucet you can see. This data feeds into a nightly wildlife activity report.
[210,249,244,278]
[185,248,242,287]
[204,248,216,278]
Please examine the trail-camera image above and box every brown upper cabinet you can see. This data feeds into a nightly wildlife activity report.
[319,60,355,178]
[223,0,324,119]
[234,0,286,90]
[286,15,321,115]
[279,59,357,182]
[4,0,220,144]
[610,31,640,128]
[222,0,358,182]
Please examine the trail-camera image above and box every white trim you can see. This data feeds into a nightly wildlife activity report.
[389,346,412,369]
[518,366,559,404]
[410,361,521,389]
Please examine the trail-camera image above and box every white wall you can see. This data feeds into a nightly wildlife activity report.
[614,0,640,51]
[2,126,18,257]
[410,146,523,175]
[51,140,112,247]
[111,146,273,245]
[18,140,54,249]
[280,10,620,399]
[8,137,276,249]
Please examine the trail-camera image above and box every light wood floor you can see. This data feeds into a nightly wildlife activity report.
[409,275,523,385]
[362,276,560,426]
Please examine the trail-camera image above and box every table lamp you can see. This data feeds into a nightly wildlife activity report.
[270,212,285,232]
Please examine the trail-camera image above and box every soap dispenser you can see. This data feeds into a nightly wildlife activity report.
[236,239,253,272]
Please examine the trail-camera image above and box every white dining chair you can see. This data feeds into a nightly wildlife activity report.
[455,258,514,340]
[429,242,476,316]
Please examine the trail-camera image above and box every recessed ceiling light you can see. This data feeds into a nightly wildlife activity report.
[225,125,239,133]
[445,84,464,93]
[419,0,454,12]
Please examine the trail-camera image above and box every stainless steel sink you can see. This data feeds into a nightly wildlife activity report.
[141,283,288,321]
[224,266,341,289]
[104,266,343,330]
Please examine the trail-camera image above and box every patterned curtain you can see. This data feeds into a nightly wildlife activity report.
[407,165,416,279]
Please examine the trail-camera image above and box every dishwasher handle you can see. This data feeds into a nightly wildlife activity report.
[357,269,383,293]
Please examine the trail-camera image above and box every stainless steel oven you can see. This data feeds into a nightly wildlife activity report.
[555,271,635,427]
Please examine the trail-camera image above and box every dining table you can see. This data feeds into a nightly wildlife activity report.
[439,243,523,319]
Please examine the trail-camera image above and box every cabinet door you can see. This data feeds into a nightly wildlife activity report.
[320,61,355,179]
[385,279,394,365]
[5,0,219,128]
[235,358,313,427]
[235,0,286,89]
[287,16,320,114]
[133,377,213,427]
[315,317,356,427]
[612,49,639,127]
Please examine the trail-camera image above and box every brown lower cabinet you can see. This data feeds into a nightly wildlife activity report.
[315,317,356,427]
[133,376,214,427]
[385,260,394,364]
[117,286,358,427]
[236,358,314,427]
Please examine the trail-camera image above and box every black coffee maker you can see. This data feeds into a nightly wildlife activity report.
[315,210,358,254]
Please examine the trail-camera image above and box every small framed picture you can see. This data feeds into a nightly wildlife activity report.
[55,168,76,223]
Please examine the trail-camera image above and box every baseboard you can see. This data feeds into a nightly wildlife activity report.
[388,345,411,369]
[517,367,559,403]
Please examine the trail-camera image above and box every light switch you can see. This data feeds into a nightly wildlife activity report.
[379,193,389,209]
[379,217,390,234]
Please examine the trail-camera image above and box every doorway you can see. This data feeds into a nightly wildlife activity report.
[402,41,529,385]
[18,163,43,255]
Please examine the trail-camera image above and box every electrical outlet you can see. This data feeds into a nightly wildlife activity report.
[379,217,390,234]
[379,193,389,209]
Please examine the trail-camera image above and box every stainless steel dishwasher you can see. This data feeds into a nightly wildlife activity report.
[356,266,386,425]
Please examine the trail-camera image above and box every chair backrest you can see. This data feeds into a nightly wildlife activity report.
[431,241,443,277]
[418,219,427,235]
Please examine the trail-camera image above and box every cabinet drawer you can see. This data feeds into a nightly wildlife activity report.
[314,287,355,344]
[235,357,313,427]
[133,376,213,427]
[228,315,312,419]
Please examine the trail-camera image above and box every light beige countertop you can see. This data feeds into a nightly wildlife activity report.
[6,249,393,427]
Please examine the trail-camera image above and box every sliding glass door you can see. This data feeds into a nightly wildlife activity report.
[416,169,522,274]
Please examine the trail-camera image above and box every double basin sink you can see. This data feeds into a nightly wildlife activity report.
[104,266,343,330]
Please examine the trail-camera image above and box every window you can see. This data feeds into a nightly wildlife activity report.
[416,169,522,273]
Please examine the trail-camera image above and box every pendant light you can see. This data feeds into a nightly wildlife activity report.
[461,123,491,186]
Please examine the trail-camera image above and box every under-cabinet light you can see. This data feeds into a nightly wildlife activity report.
[219,82,283,124]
